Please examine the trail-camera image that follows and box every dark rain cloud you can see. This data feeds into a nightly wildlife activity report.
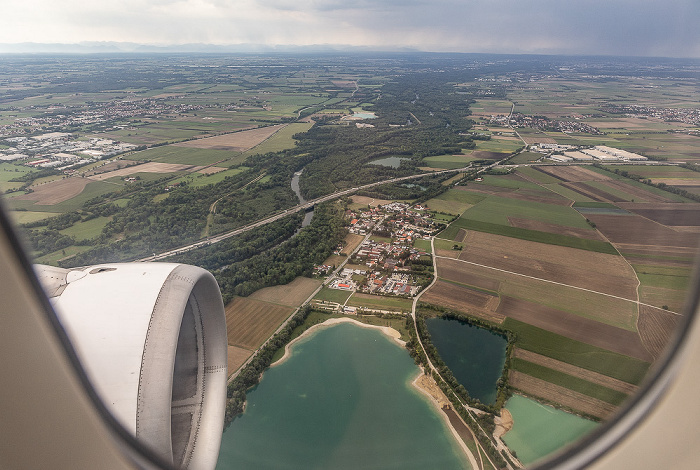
[3,0,699,57]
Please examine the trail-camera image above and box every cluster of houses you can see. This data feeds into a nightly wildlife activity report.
[320,201,440,299]
[489,113,603,135]
[600,103,700,127]
[0,132,136,170]
[0,96,204,137]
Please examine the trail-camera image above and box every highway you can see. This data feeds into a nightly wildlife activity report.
[137,167,470,262]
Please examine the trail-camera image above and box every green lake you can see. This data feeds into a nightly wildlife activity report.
[503,394,598,465]
[424,317,507,404]
[216,321,471,470]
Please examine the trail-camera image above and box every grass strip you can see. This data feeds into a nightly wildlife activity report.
[504,318,650,385]
[441,218,617,254]
[511,358,629,405]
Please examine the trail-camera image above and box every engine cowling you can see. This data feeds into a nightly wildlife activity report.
[35,262,227,470]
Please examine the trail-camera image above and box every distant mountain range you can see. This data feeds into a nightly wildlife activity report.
[0,42,419,54]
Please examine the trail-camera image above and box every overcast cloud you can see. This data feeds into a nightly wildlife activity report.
[2,0,699,57]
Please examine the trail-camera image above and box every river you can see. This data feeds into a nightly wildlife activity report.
[216,322,471,470]
[292,170,313,228]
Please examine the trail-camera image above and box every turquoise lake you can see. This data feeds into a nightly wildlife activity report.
[503,394,598,465]
[425,317,507,404]
[216,322,471,470]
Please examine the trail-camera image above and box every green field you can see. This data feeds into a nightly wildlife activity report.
[0,163,36,192]
[504,318,650,385]
[542,183,596,202]
[413,238,432,253]
[633,264,692,290]
[474,138,523,153]
[60,216,112,241]
[433,237,463,252]
[460,195,592,229]
[126,145,239,166]
[346,293,414,312]
[166,167,248,186]
[34,244,94,265]
[424,189,483,214]
[515,166,563,185]
[511,358,629,405]
[606,165,700,179]
[314,287,353,304]
[585,166,694,202]
[8,210,57,225]
[469,99,513,115]
[507,151,542,164]
[421,154,477,169]
[241,122,314,157]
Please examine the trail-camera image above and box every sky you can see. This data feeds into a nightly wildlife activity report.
[2,0,699,58]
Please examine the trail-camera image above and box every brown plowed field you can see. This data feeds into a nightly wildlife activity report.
[174,124,285,151]
[566,182,627,202]
[508,371,617,420]
[225,297,293,350]
[422,280,504,323]
[454,229,468,243]
[350,195,393,206]
[15,177,90,205]
[498,296,651,361]
[508,217,605,240]
[436,256,638,329]
[585,214,699,248]
[619,243,697,264]
[343,233,366,254]
[512,349,638,395]
[535,166,611,182]
[617,204,700,226]
[559,182,607,201]
[602,180,672,203]
[248,277,322,307]
[470,151,508,160]
[511,188,572,206]
[641,285,688,313]
[227,345,253,377]
[434,258,501,292]
[638,306,683,360]
[434,248,460,259]
[458,231,638,299]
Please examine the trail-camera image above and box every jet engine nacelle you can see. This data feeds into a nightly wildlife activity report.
[34,262,227,470]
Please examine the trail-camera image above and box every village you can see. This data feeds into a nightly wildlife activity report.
[313,201,440,313]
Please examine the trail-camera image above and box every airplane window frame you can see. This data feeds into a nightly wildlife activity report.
[2,192,699,469]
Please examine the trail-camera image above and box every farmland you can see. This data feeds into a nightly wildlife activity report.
[225,297,294,351]
[1,53,699,457]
